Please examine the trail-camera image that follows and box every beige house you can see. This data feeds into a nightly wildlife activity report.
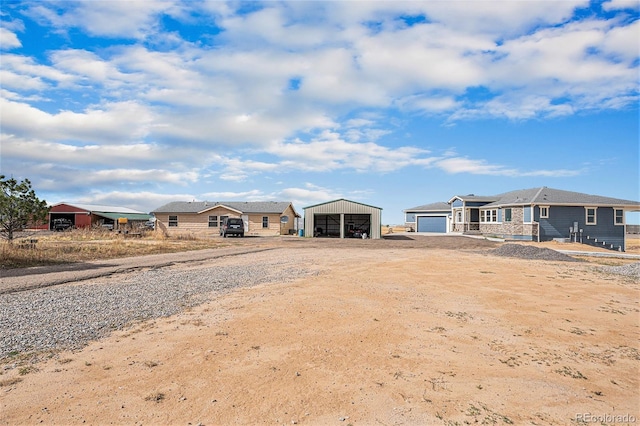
[152,201,300,237]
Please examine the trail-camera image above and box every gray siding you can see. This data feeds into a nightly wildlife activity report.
[536,206,625,250]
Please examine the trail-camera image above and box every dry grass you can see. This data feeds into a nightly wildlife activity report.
[626,234,640,253]
[382,225,411,234]
[0,228,226,269]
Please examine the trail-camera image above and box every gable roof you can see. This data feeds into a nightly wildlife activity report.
[404,202,451,212]
[482,187,640,208]
[303,198,382,210]
[425,187,639,212]
[448,194,499,204]
[152,201,299,216]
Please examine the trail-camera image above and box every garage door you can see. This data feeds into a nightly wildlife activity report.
[417,216,446,233]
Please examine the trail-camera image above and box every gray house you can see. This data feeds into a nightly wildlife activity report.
[406,187,639,251]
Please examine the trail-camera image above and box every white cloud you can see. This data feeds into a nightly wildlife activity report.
[434,156,581,177]
[0,69,46,91]
[417,1,587,37]
[1,0,637,215]
[1,98,155,143]
[26,1,184,39]
[265,133,434,173]
[74,191,195,214]
[602,0,640,11]
[0,27,21,49]
[279,183,342,206]
[397,94,459,113]
[89,168,198,185]
[200,190,264,200]
[49,49,130,86]
[1,53,76,88]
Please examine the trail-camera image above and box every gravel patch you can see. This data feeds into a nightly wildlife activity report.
[490,244,582,262]
[600,262,640,279]
[0,259,313,360]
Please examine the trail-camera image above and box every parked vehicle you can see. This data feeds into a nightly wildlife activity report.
[52,218,73,231]
[220,217,244,237]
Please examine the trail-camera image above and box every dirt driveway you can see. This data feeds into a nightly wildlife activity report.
[1,236,638,425]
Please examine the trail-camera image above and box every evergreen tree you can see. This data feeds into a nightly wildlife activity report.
[0,175,49,243]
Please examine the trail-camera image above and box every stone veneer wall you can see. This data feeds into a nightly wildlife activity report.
[479,207,536,239]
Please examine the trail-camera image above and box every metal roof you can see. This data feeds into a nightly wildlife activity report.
[94,212,153,221]
[303,198,382,211]
[50,202,147,214]
[152,201,299,216]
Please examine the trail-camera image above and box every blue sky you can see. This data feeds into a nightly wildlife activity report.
[1,0,638,225]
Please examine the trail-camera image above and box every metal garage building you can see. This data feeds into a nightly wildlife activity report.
[303,199,382,239]
[404,202,451,233]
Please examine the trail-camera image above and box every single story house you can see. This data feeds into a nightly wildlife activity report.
[48,202,153,231]
[403,202,452,233]
[151,201,300,236]
[405,187,640,251]
[303,199,382,239]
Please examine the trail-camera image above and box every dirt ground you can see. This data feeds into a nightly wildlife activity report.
[1,236,639,425]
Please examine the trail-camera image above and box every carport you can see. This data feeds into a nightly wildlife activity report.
[303,199,382,239]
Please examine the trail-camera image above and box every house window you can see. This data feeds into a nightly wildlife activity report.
[168,215,178,227]
[220,215,228,224]
[504,208,512,222]
[614,209,624,225]
[540,206,549,218]
[585,207,597,225]
[481,210,498,222]
[262,216,269,228]
[208,215,218,227]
